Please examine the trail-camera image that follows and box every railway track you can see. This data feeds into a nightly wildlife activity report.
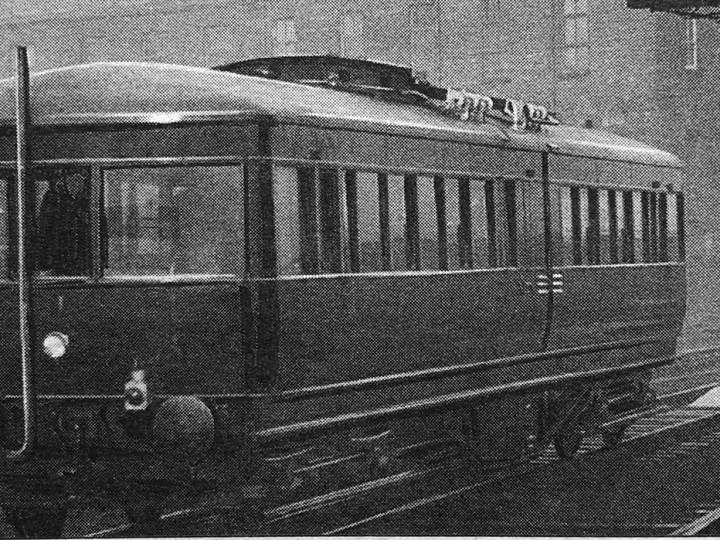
[331,402,720,535]
[81,387,720,537]
[340,405,720,536]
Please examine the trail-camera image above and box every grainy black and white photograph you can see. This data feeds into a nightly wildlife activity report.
[0,0,718,536]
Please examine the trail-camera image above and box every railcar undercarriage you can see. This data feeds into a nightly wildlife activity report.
[0,365,659,537]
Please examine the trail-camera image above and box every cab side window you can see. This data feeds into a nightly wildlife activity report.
[1,166,91,278]
[35,167,91,276]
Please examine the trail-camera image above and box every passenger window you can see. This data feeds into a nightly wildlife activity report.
[557,185,573,265]
[274,166,302,275]
[416,176,439,270]
[649,192,659,262]
[346,171,419,274]
[593,189,612,265]
[344,171,359,272]
[387,175,406,270]
[318,168,344,273]
[658,192,668,262]
[485,180,497,267]
[666,192,678,261]
[604,190,617,264]
[555,187,626,267]
[297,167,320,274]
[622,191,634,263]
[548,185,565,266]
[434,176,449,270]
[640,191,651,262]
[404,174,420,270]
[491,180,518,268]
[633,192,644,262]
[395,175,492,272]
[519,181,544,267]
[458,179,473,268]
[355,171,383,272]
[470,180,488,268]
[504,181,518,267]
[677,192,686,261]
[613,190,624,264]
[586,188,600,265]
[104,165,244,276]
[570,186,583,265]
[444,178,463,270]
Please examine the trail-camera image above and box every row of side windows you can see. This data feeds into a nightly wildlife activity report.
[274,166,685,276]
[274,166,537,275]
[551,185,685,265]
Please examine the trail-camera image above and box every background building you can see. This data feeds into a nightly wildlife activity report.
[0,0,719,350]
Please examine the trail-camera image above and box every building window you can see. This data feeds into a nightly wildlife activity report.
[273,18,297,56]
[341,12,364,57]
[685,18,698,70]
[563,0,589,73]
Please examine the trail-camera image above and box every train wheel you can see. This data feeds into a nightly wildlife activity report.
[3,504,68,538]
[553,423,584,460]
[601,426,627,448]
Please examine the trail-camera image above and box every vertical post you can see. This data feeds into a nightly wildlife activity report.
[9,45,36,460]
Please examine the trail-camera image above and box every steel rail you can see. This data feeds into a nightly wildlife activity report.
[672,506,720,536]
[325,407,720,535]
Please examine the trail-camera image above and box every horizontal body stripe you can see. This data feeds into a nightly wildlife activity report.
[275,338,656,403]
[256,355,674,444]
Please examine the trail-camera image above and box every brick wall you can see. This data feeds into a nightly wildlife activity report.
[0,0,719,349]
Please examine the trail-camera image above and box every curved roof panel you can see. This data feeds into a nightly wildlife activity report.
[0,62,681,168]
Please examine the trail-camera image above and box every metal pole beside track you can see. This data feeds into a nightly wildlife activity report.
[8,45,36,460]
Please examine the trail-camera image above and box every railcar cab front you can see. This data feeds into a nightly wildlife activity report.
[0,63,271,533]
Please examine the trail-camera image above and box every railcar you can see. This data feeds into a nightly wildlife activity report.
[0,53,685,536]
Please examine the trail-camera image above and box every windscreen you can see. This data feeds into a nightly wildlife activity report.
[102,165,245,276]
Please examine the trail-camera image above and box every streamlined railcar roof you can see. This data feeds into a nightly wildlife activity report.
[0,62,681,168]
